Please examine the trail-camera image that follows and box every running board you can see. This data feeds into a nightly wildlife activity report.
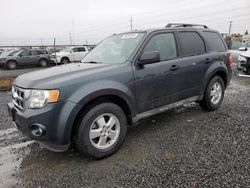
[132,96,202,123]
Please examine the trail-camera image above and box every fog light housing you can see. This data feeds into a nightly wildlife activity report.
[30,124,46,137]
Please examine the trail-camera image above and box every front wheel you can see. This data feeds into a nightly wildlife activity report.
[200,76,225,111]
[61,57,70,64]
[7,61,17,70]
[74,103,127,158]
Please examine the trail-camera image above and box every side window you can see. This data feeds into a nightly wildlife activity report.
[143,33,177,61]
[78,47,86,52]
[72,48,78,52]
[204,32,226,52]
[38,50,47,54]
[21,50,31,56]
[179,32,205,56]
[31,51,39,55]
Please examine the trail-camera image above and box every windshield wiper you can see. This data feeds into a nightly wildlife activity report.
[83,61,101,64]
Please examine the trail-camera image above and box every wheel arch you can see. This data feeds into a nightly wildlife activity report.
[61,56,70,63]
[70,93,134,143]
[6,59,18,64]
[39,57,49,62]
[201,68,228,97]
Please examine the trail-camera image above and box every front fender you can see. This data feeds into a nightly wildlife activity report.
[67,80,135,116]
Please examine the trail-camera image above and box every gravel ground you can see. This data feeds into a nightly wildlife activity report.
[0,75,250,187]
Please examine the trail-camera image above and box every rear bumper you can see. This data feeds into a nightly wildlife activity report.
[7,100,82,152]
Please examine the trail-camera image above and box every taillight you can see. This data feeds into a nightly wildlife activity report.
[227,53,233,69]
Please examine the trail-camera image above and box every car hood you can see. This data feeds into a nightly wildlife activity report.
[14,63,112,89]
[240,50,250,58]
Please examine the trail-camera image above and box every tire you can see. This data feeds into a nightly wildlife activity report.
[61,57,70,64]
[6,61,17,70]
[39,59,48,67]
[200,76,225,111]
[246,67,250,75]
[74,103,127,158]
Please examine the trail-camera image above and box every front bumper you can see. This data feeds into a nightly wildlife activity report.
[7,100,81,152]
[0,61,6,67]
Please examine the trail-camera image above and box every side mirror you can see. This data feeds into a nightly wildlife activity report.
[19,54,22,57]
[239,47,248,51]
[138,51,160,65]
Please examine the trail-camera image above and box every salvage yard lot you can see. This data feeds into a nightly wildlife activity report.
[0,73,250,187]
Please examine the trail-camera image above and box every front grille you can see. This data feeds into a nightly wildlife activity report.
[12,86,27,110]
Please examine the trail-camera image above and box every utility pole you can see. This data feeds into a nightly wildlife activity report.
[72,20,75,45]
[228,21,232,36]
[53,38,58,65]
[69,32,72,45]
[130,16,133,31]
[40,38,43,46]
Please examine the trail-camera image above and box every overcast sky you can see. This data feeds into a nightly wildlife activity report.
[0,0,249,45]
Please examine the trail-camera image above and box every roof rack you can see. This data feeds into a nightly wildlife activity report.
[165,23,208,29]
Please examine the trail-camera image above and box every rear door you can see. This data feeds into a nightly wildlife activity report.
[30,50,41,64]
[170,31,209,102]
[133,32,179,113]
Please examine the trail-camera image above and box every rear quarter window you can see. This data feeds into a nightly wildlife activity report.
[204,31,226,52]
[178,31,206,57]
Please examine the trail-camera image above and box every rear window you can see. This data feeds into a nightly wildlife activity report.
[179,31,205,57]
[78,47,86,52]
[31,50,39,55]
[204,31,226,52]
[38,50,48,54]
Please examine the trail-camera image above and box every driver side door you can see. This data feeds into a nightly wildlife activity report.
[133,32,179,113]
[18,50,32,65]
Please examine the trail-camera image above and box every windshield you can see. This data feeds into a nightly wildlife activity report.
[9,50,19,56]
[81,33,145,64]
[60,47,73,52]
[0,51,14,57]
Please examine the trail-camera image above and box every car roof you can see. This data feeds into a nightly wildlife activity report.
[116,25,218,36]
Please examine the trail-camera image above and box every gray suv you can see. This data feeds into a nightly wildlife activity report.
[8,23,232,158]
[0,49,50,69]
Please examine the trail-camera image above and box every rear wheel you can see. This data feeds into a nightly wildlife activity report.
[7,61,17,70]
[200,76,225,111]
[74,103,127,158]
[39,59,48,67]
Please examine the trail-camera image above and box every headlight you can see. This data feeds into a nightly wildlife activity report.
[238,56,247,62]
[0,58,6,61]
[27,90,59,109]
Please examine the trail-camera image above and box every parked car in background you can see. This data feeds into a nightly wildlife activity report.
[47,47,63,55]
[50,46,89,64]
[0,50,20,57]
[8,23,232,158]
[0,49,50,69]
[238,42,250,51]
[229,41,243,64]
[238,50,250,74]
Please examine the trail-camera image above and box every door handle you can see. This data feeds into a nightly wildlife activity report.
[170,64,180,71]
[205,58,212,63]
